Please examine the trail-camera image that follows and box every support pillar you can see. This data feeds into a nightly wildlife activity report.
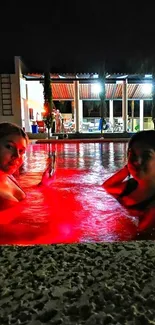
[122,79,128,132]
[131,100,134,132]
[109,100,114,127]
[71,101,74,119]
[74,80,80,133]
[79,100,83,131]
[140,99,144,130]
[24,84,31,132]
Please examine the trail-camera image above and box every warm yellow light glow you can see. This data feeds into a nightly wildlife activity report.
[27,99,42,109]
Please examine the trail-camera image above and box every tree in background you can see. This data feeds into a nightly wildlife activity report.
[43,72,55,138]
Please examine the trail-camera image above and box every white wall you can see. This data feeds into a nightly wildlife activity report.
[27,81,44,121]
[0,58,44,131]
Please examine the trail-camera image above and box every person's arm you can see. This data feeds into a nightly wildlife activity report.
[102,165,129,196]
[37,152,56,188]
[137,206,155,233]
[38,164,56,188]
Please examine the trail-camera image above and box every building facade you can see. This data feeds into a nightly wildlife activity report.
[0,57,153,133]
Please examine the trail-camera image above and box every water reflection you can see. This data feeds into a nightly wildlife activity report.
[0,142,149,245]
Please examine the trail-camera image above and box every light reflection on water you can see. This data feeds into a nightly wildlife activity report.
[0,142,139,245]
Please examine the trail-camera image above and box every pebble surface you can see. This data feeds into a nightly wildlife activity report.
[0,242,155,324]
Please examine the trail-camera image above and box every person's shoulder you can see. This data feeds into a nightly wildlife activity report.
[0,180,18,202]
[0,189,17,200]
[0,195,18,211]
[0,178,7,191]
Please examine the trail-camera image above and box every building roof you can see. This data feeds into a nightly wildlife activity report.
[24,73,153,100]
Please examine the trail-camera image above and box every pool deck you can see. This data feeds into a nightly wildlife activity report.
[28,131,132,144]
[1,242,155,324]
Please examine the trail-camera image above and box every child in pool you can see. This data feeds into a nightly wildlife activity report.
[0,122,55,210]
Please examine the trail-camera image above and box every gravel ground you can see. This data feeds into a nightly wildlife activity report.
[0,242,155,325]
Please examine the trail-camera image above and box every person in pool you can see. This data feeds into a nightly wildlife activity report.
[0,122,55,210]
[103,130,155,233]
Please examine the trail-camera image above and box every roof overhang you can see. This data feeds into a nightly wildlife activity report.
[23,73,153,100]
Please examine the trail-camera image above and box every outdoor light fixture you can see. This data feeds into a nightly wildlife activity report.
[91,83,102,94]
[143,83,152,95]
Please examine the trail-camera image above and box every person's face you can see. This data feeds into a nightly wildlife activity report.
[0,134,27,175]
[127,143,155,182]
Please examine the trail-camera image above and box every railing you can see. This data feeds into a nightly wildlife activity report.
[81,117,154,133]
[60,117,154,134]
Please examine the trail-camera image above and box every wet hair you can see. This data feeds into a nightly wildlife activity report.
[128,130,155,151]
[128,130,155,173]
[0,122,28,143]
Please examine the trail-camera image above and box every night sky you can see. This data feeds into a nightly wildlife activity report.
[0,2,155,74]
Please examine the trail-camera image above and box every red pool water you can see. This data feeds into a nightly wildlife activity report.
[0,142,139,245]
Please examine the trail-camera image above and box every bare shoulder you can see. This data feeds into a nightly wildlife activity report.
[0,181,18,202]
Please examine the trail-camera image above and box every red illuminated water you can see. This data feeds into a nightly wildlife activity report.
[0,142,141,244]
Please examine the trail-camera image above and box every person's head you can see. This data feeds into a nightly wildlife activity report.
[0,122,29,175]
[127,130,155,182]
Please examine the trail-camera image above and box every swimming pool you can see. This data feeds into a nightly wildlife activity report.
[0,142,141,244]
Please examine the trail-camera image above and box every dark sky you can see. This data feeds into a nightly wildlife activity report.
[1,2,155,73]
